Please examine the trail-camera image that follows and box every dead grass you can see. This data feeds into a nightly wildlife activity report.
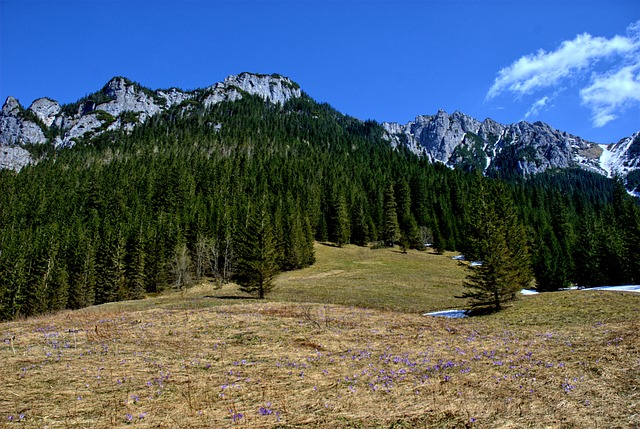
[271,244,469,313]
[1,244,639,428]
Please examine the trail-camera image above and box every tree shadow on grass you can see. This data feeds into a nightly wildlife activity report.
[319,242,343,248]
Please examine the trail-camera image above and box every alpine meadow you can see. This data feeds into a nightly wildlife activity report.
[0,73,639,428]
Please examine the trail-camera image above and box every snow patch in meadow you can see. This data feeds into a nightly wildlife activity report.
[423,309,469,318]
[424,284,638,319]
[587,285,640,293]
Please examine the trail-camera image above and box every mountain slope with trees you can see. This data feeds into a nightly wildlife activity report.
[0,76,639,320]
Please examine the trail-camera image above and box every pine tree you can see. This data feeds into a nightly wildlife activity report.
[70,238,97,309]
[611,178,640,283]
[533,228,571,291]
[329,194,351,247]
[572,213,604,287]
[234,202,279,299]
[95,229,127,304]
[431,224,446,255]
[396,179,420,249]
[462,180,533,312]
[351,200,370,246]
[125,229,147,299]
[382,184,401,246]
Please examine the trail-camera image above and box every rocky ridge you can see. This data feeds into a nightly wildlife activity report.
[0,73,302,170]
[0,72,637,186]
[382,111,607,177]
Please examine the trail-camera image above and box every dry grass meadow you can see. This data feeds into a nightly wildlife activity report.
[1,243,639,428]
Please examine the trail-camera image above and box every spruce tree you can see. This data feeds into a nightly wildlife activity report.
[462,180,533,312]
[329,194,351,247]
[572,214,604,287]
[396,179,420,249]
[351,201,370,246]
[234,202,279,299]
[533,228,571,291]
[611,179,640,284]
[382,184,401,246]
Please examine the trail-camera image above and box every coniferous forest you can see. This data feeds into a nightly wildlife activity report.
[1,93,639,320]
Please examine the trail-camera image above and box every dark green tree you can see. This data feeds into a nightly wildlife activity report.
[234,202,279,299]
[572,213,604,287]
[329,194,351,247]
[462,180,533,311]
[611,178,640,283]
[533,228,571,291]
[382,184,401,246]
[396,179,420,249]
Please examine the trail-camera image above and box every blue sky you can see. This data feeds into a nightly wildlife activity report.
[1,0,638,143]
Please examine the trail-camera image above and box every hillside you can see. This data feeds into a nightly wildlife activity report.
[1,244,638,428]
[1,73,638,192]
[0,73,639,319]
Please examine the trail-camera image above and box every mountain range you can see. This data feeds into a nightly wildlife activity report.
[1,72,638,191]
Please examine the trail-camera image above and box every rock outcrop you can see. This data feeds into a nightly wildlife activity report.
[383,110,607,177]
[28,98,61,127]
[0,73,637,184]
[0,96,47,147]
[0,146,32,171]
[204,73,301,108]
[0,73,303,170]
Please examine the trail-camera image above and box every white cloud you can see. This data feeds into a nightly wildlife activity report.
[487,20,640,128]
[524,96,550,119]
[580,64,640,127]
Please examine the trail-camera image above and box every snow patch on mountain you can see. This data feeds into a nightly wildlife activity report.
[598,132,640,178]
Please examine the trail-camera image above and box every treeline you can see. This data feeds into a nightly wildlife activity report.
[0,94,638,320]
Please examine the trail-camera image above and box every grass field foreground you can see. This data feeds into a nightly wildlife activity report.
[1,244,639,428]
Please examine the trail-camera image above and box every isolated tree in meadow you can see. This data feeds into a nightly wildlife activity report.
[462,180,533,312]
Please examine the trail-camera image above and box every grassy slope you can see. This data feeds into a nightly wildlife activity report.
[1,244,638,428]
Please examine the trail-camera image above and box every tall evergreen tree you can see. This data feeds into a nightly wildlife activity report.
[396,179,420,249]
[572,213,604,287]
[533,228,571,291]
[462,180,533,311]
[351,196,371,246]
[611,178,640,283]
[329,194,351,247]
[234,202,279,299]
[68,235,97,309]
[382,184,401,246]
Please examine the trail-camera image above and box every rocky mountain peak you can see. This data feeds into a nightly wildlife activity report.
[383,109,481,162]
[28,98,61,127]
[94,77,162,121]
[1,73,303,164]
[1,74,637,182]
[101,78,136,104]
[382,110,614,177]
[2,96,21,115]
[204,72,302,107]
[225,72,302,103]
